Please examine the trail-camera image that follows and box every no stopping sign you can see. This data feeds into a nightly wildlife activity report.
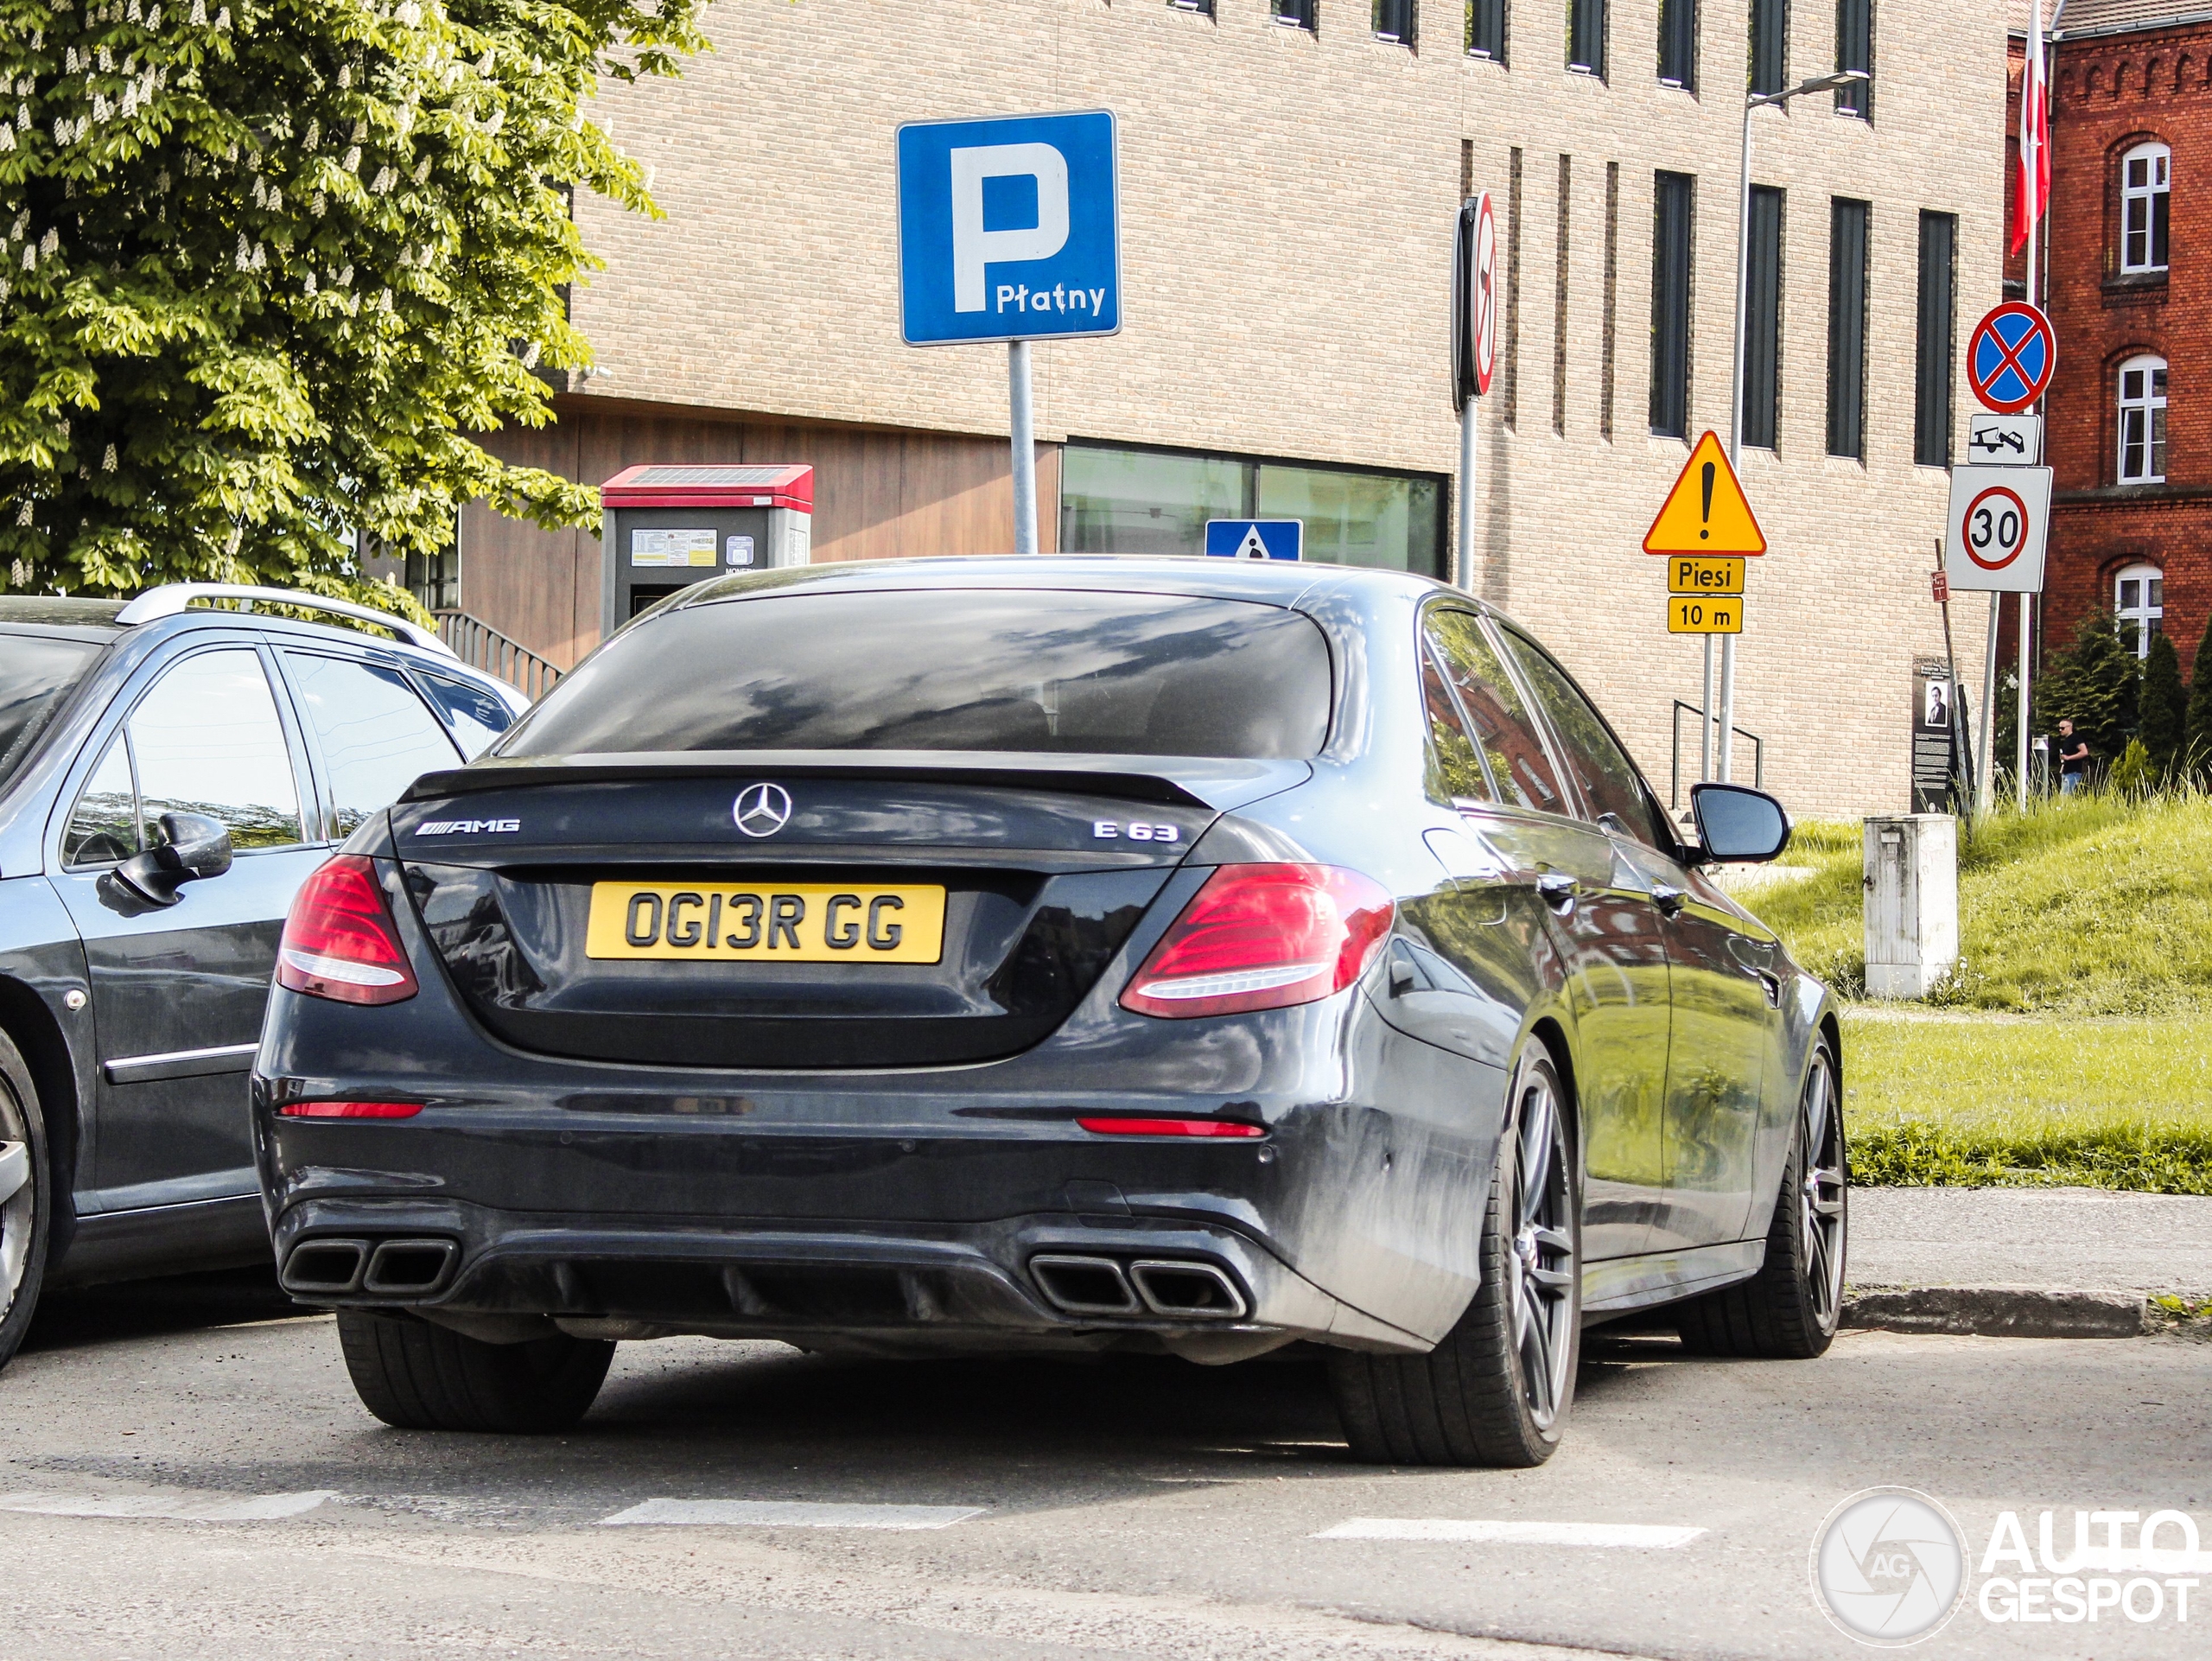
[1942,466,2051,593]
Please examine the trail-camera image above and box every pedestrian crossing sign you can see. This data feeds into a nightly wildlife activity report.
[1204,519,1303,560]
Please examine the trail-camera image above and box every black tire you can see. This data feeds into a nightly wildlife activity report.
[336,1309,614,1433]
[1676,1036,1847,1359]
[1328,1047,1581,1468]
[0,1029,53,1376]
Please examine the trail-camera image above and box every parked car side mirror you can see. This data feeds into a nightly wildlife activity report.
[1689,783,1791,864]
[111,812,235,907]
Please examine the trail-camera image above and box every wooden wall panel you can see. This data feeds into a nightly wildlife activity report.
[468,404,1062,668]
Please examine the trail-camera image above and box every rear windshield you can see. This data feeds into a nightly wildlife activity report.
[0,632,103,784]
[500,589,1333,760]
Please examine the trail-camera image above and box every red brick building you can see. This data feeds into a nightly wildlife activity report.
[2020,1,2212,678]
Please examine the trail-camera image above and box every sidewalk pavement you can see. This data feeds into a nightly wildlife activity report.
[1842,1185,2212,1338]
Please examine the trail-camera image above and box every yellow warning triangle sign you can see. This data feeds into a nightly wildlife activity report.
[1643,431,1767,555]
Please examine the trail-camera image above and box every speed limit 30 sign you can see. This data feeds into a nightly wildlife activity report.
[1942,465,2053,593]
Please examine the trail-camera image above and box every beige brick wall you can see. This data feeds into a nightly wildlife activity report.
[563,0,2007,819]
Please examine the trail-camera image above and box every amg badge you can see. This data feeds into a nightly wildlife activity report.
[415,818,522,836]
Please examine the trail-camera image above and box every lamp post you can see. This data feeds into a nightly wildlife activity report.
[1714,68,1871,784]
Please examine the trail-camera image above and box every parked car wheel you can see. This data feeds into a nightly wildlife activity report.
[1676,1037,1847,1359]
[1329,1046,1581,1467]
[0,1029,53,1375]
[336,1309,614,1433]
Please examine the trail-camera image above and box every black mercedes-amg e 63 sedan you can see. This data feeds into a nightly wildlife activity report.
[252,557,1847,1467]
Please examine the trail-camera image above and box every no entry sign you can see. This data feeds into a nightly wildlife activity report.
[1942,465,2053,592]
[1967,302,2056,414]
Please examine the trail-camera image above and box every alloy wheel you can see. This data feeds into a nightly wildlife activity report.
[1799,1047,1847,1335]
[0,1087,34,1327]
[1509,1067,1577,1430]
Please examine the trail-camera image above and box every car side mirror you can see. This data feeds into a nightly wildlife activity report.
[111,812,234,907]
[1689,784,1791,863]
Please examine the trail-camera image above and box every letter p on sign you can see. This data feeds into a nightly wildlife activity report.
[950,143,1070,312]
[898,110,1122,347]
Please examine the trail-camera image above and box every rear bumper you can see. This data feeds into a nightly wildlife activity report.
[263,1187,1424,1362]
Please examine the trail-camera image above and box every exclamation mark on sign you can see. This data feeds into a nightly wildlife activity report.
[1699,462,1715,540]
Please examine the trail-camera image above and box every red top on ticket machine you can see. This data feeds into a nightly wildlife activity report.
[600,464,815,633]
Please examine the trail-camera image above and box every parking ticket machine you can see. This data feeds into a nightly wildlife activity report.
[599,464,814,635]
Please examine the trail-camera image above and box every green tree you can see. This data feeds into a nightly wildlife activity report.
[2037,610,2139,774]
[2185,609,2212,782]
[0,0,704,611]
[2138,630,2187,778]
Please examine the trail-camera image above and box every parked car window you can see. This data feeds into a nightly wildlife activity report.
[1492,624,1666,848]
[1423,609,1566,815]
[1421,640,1496,803]
[127,648,303,850]
[61,733,141,866]
[283,652,463,837]
[416,670,515,759]
[0,633,102,788]
[501,589,1334,760]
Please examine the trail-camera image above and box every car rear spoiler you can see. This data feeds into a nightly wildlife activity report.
[401,751,1313,814]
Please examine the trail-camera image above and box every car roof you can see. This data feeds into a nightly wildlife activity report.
[662,554,1456,614]
[0,596,130,637]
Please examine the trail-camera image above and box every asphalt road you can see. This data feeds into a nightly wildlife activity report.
[3,1270,2208,1660]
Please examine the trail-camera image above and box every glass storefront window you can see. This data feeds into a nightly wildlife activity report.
[1257,463,1442,576]
[1059,442,1446,579]
[1060,446,1246,557]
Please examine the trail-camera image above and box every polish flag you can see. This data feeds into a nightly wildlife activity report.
[2012,0,2051,255]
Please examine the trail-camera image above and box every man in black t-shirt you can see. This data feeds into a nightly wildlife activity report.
[2056,718,2091,793]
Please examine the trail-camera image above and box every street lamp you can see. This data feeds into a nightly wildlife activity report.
[1710,68,1872,785]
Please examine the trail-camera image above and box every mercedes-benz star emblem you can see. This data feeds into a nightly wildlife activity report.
[733,782,793,838]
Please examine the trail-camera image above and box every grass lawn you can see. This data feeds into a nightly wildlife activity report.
[1840,1012,2212,1193]
[1741,795,2212,1190]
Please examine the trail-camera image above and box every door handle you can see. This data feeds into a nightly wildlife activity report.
[1535,871,1580,909]
[1758,971,1783,1009]
[1652,883,1688,915]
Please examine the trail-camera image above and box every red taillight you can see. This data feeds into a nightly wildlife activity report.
[1077,1117,1266,1138]
[276,1101,424,1119]
[1119,862,1395,1020]
[276,855,419,1005]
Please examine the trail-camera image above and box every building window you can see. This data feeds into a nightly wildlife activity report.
[2118,354,2169,483]
[1742,185,1783,450]
[1836,0,1872,117]
[1750,0,1786,97]
[1650,171,1694,438]
[2120,142,2171,273]
[1467,0,1506,60]
[1915,211,1956,468]
[1059,442,1447,579]
[1273,0,1317,26]
[406,545,460,613]
[2116,563,2165,658]
[1657,0,1694,89]
[1568,0,1605,75]
[1827,198,1869,460]
[1168,0,1215,13]
[1374,0,1417,43]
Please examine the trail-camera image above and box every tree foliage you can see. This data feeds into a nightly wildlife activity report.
[2186,608,2212,781]
[2138,630,2186,779]
[0,0,704,612]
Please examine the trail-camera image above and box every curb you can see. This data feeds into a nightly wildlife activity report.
[1841,1285,2149,1339]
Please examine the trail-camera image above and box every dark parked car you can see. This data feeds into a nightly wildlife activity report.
[0,586,524,1370]
[253,558,1846,1467]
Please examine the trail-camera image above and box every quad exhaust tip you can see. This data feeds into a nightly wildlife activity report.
[1029,1255,1249,1321]
[280,1236,459,1299]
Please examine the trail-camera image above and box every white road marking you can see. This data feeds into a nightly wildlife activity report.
[1315,1517,1706,1548]
[600,1499,986,1531]
[0,1489,337,1523]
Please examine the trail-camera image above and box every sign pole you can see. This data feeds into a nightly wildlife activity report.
[1009,340,1039,556]
[2016,0,2044,807]
[1700,640,1714,782]
[1457,401,1477,592]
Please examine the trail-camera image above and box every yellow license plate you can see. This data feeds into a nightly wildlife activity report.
[585,881,946,964]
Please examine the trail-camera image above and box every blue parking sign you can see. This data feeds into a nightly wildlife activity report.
[897,110,1121,347]
[1205,520,1303,561]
